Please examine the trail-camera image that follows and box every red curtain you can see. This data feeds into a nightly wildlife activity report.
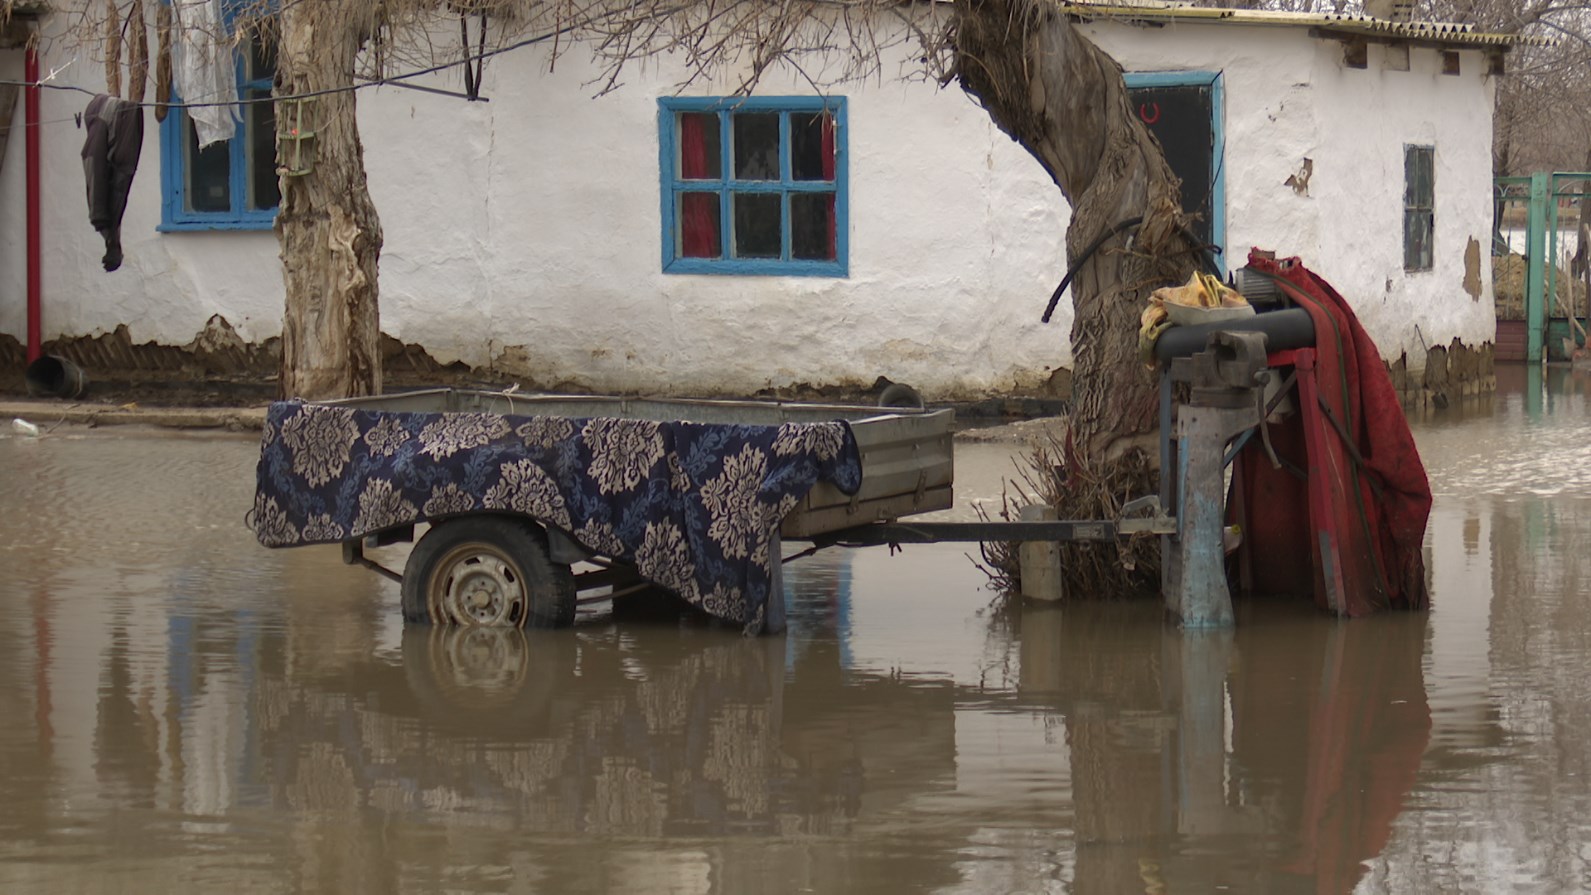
[821,113,836,260]
[679,114,718,259]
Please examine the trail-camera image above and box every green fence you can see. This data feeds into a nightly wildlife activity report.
[1495,173,1591,363]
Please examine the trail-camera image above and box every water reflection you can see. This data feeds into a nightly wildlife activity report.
[1009,602,1430,894]
[5,367,1591,892]
[202,618,962,890]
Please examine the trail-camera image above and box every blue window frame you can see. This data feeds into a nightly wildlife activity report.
[1124,71,1226,275]
[159,30,278,231]
[657,96,848,277]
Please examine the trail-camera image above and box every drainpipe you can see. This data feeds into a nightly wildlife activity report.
[24,44,41,363]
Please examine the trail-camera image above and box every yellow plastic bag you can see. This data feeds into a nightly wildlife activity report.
[1137,273,1251,365]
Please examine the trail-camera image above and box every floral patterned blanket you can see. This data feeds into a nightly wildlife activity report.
[251,401,862,633]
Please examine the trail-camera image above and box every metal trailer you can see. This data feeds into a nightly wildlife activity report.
[324,389,958,633]
[320,313,1307,634]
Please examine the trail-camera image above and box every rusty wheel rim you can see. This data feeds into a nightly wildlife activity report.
[429,542,527,627]
[427,626,531,708]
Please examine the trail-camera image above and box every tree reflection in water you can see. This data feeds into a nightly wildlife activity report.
[1014,600,1430,894]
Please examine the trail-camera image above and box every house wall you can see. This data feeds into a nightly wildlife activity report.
[1084,20,1498,380]
[0,13,1497,399]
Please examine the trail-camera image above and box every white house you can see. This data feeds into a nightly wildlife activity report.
[0,3,1529,402]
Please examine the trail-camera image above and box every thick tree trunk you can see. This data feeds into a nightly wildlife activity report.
[275,3,383,399]
[954,0,1197,461]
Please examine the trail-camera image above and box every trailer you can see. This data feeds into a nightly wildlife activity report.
[252,389,957,634]
[248,334,1273,636]
[251,257,1429,639]
[249,316,1323,636]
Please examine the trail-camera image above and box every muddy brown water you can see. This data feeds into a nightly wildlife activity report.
[1,367,1588,893]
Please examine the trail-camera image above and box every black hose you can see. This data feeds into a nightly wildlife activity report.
[1041,217,1223,323]
[1042,217,1143,323]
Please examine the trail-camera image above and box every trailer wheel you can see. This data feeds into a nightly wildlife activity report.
[402,516,577,628]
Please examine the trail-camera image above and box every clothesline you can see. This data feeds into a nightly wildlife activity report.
[0,18,578,111]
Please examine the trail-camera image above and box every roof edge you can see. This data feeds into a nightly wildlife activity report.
[1056,2,1552,50]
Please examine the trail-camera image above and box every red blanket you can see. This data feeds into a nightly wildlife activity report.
[1236,252,1431,613]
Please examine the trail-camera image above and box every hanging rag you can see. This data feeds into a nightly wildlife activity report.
[81,94,144,273]
[170,0,237,146]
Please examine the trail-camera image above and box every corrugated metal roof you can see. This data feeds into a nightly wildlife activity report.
[1057,1,1551,49]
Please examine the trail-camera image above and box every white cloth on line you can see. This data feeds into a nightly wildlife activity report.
[170,0,238,147]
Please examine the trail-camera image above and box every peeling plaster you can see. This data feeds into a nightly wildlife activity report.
[1285,158,1314,197]
[1463,237,1483,300]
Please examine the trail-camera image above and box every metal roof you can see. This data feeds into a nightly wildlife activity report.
[1057,2,1551,50]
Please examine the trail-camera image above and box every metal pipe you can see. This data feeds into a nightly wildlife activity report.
[24,45,41,363]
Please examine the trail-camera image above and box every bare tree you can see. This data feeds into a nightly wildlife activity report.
[274,3,385,398]
[955,1,1195,461]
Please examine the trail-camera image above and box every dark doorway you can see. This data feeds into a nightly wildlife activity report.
[1127,78,1220,260]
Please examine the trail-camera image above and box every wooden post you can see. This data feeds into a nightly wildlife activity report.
[1019,504,1065,602]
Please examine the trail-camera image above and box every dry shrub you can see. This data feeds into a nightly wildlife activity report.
[1494,252,1589,322]
[976,420,1161,602]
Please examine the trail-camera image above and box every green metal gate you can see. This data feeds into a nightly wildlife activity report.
[1494,172,1591,363]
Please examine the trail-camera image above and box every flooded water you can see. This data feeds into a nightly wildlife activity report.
[2,369,1591,893]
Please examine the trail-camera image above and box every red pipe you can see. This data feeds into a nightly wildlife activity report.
[25,45,41,363]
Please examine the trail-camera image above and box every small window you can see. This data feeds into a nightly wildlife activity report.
[1404,145,1435,272]
[160,29,278,231]
[658,97,847,276]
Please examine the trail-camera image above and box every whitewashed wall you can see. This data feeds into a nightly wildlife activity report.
[1084,21,1498,370]
[0,14,1496,397]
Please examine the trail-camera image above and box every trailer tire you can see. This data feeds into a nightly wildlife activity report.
[402,516,577,629]
[878,382,925,410]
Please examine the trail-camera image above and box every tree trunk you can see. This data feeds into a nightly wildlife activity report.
[954,0,1197,461]
[275,2,383,399]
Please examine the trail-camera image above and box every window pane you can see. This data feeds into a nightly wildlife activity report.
[185,117,231,213]
[1404,149,1419,205]
[1405,210,1432,271]
[247,31,276,83]
[732,192,781,258]
[791,192,836,261]
[679,192,721,258]
[733,113,779,181]
[790,112,834,182]
[247,88,280,211]
[677,112,721,180]
[1405,147,1433,207]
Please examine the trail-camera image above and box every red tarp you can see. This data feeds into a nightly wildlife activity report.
[1234,252,1432,614]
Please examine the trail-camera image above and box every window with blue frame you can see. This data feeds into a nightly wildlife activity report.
[159,28,278,231]
[657,97,847,276]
